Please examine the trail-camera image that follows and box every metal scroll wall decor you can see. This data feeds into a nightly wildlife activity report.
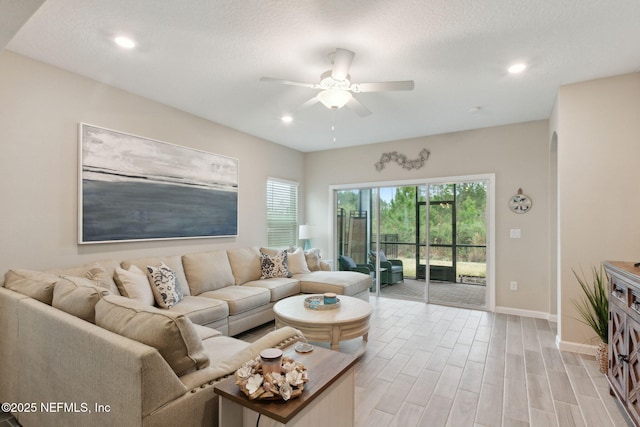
[374,148,431,172]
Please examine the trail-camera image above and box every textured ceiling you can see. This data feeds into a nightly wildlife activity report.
[5,0,640,152]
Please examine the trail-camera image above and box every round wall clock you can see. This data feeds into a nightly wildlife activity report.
[509,189,532,214]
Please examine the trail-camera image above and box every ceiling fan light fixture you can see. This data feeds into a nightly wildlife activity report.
[317,88,352,110]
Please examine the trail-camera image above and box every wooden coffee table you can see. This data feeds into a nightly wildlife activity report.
[273,294,372,352]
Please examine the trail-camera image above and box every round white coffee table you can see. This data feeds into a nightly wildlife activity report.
[274,294,372,352]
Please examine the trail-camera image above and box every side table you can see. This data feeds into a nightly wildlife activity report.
[214,346,357,427]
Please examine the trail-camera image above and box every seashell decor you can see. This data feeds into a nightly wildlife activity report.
[235,355,308,401]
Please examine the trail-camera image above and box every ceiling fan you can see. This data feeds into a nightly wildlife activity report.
[260,48,414,117]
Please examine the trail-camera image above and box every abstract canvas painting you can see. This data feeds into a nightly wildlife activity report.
[79,124,238,243]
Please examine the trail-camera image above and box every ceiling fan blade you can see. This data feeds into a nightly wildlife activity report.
[331,48,355,81]
[260,77,317,89]
[297,96,320,110]
[353,80,415,92]
[346,96,371,117]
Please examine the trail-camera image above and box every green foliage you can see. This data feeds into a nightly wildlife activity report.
[337,182,488,264]
[571,266,608,344]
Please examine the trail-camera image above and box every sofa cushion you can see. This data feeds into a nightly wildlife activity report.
[166,295,229,326]
[52,276,111,323]
[199,286,270,316]
[201,335,251,366]
[147,262,183,309]
[260,251,291,279]
[52,260,120,295]
[182,250,235,295]
[243,278,301,302]
[287,247,310,274]
[192,324,223,341]
[121,256,191,296]
[114,265,155,306]
[227,247,261,285]
[304,248,322,272]
[294,271,372,296]
[95,295,209,376]
[3,269,59,304]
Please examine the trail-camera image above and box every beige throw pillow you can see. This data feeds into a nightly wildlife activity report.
[3,269,59,304]
[54,260,120,295]
[304,248,322,271]
[95,295,209,376]
[85,263,120,295]
[52,276,111,323]
[113,265,155,306]
[287,247,310,274]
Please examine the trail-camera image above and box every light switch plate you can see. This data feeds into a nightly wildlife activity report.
[510,229,521,238]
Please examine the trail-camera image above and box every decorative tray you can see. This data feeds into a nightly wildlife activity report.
[304,295,341,310]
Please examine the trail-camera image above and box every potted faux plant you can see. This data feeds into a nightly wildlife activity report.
[572,265,609,374]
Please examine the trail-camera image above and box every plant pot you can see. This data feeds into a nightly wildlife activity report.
[595,341,608,375]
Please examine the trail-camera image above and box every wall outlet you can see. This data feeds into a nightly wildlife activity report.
[510,281,518,291]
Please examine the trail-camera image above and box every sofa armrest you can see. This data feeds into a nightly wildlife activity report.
[379,261,392,270]
[389,259,403,267]
[353,264,373,275]
[15,298,188,426]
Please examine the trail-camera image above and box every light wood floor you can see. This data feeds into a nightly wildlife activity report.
[351,296,630,427]
[2,296,631,427]
[241,296,631,427]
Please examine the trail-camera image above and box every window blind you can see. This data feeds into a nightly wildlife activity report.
[266,178,298,247]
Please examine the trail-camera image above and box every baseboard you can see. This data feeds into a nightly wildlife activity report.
[495,307,596,355]
[556,337,597,355]
[495,306,552,320]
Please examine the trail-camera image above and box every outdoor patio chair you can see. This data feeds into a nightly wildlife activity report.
[338,255,374,276]
[369,250,404,285]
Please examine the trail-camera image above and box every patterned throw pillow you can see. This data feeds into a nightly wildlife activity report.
[260,251,291,279]
[147,262,183,309]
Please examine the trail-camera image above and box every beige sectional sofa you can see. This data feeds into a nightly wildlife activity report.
[0,246,371,427]
[117,246,371,336]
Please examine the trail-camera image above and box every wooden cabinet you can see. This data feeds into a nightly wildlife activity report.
[604,261,640,426]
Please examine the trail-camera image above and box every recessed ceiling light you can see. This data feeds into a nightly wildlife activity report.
[508,63,527,74]
[114,36,136,49]
[281,115,293,123]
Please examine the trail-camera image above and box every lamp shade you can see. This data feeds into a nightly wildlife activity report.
[299,225,313,240]
[317,88,352,110]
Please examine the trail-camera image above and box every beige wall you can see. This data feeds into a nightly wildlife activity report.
[554,72,640,346]
[304,120,551,313]
[6,46,639,342]
[0,51,304,275]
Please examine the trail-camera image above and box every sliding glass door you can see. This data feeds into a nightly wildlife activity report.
[331,175,494,310]
[426,180,489,309]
